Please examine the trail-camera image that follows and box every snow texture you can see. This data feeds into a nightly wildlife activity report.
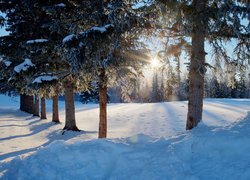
[32,75,58,83]
[14,58,34,73]
[62,34,76,43]
[0,95,250,179]
[26,39,48,44]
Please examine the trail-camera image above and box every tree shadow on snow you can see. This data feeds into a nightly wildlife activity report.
[0,122,97,161]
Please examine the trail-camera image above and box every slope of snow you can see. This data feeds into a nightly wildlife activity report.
[14,59,34,73]
[1,113,250,180]
[0,95,249,179]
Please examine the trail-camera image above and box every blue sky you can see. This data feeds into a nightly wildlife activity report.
[0,28,8,37]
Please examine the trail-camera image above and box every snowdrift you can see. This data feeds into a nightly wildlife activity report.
[1,112,250,180]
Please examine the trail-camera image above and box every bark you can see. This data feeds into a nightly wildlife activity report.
[40,97,47,119]
[33,95,40,117]
[20,94,34,114]
[98,69,107,138]
[20,94,25,112]
[52,94,60,123]
[63,76,79,131]
[186,0,206,130]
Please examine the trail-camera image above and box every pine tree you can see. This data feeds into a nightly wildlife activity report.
[154,0,249,129]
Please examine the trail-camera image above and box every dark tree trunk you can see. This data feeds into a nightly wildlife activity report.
[33,95,40,117]
[52,94,60,123]
[98,68,107,138]
[20,94,34,114]
[186,0,206,130]
[63,76,79,131]
[40,97,47,119]
[20,94,25,112]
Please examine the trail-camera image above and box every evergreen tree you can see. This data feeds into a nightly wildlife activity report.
[154,0,249,129]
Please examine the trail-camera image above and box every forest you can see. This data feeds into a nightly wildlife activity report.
[0,0,249,179]
[0,0,249,137]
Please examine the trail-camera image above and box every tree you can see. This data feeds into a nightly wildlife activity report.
[155,0,249,129]
[61,0,149,137]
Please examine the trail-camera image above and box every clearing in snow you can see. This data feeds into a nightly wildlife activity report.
[0,95,249,179]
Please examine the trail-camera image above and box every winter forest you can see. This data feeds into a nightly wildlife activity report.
[0,0,249,179]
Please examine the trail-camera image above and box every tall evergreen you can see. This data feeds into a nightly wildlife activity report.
[154,0,249,129]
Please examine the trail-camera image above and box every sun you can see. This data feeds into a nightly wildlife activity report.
[151,57,161,68]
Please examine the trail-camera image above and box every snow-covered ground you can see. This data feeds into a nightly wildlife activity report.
[0,95,249,179]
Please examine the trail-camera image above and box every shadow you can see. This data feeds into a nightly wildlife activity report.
[0,122,55,141]
[0,124,27,128]
[0,128,97,162]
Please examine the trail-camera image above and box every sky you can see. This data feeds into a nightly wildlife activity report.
[0,12,8,37]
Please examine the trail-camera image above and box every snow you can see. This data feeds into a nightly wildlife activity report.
[55,3,66,7]
[3,60,11,67]
[0,95,250,179]
[62,34,76,43]
[80,24,114,35]
[32,75,58,83]
[26,39,48,44]
[0,58,11,67]
[14,58,34,73]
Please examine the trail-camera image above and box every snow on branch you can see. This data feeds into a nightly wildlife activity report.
[0,57,12,67]
[14,58,34,73]
[26,39,49,44]
[32,75,58,84]
[80,24,114,35]
[55,3,66,7]
[63,34,77,44]
[3,60,12,67]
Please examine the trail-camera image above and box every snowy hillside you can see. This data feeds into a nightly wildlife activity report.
[0,95,250,179]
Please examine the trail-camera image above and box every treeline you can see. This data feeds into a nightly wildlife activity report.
[0,0,249,135]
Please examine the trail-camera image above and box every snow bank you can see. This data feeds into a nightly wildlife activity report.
[2,113,250,180]
[26,39,48,44]
[14,58,34,73]
[32,75,58,83]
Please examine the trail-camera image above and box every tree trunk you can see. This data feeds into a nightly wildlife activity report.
[98,69,107,138]
[63,76,79,131]
[33,95,39,117]
[186,0,206,130]
[52,94,60,123]
[40,97,47,119]
[20,94,25,112]
[20,94,34,114]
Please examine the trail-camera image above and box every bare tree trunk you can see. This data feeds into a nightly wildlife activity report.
[186,0,206,130]
[20,94,34,114]
[98,69,107,138]
[40,96,47,119]
[63,76,79,131]
[33,95,39,117]
[52,94,60,123]
[20,94,25,112]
